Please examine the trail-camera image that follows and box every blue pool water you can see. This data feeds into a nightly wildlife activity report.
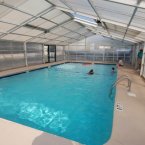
[0,63,117,145]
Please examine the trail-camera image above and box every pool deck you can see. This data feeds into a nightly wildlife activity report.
[105,66,145,145]
[0,119,80,145]
[0,62,145,145]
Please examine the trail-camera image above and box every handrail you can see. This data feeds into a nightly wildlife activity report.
[113,77,132,91]
[109,75,132,99]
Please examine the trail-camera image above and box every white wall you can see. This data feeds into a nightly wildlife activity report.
[65,35,134,51]
[64,35,134,63]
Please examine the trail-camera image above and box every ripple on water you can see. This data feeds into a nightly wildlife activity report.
[18,102,69,133]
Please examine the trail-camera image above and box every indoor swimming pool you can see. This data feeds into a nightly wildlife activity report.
[0,63,117,145]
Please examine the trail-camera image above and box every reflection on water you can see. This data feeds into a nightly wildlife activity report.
[18,103,69,133]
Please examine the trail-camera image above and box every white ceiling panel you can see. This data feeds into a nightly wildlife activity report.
[30,38,48,43]
[115,26,126,33]
[106,23,127,33]
[131,8,145,29]
[134,8,145,19]
[39,21,56,29]
[97,11,131,24]
[110,0,137,6]
[45,0,69,9]
[76,28,90,34]
[0,5,11,18]
[92,0,135,15]
[26,29,43,36]
[85,32,94,37]
[13,27,43,36]
[55,36,69,41]
[0,10,32,25]
[127,29,140,37]
[2,0,27,7]
[64,0,96,16]
[109,29,124,36]
[131,18,145,29]
[29,18,56,29]
[135,32,145,41]
[18,0,52,15]
[110,32,124,38]
[91,0,135,24]
[13,27,32,34]
[51,13,70,24]
[57,42,68,45]
[46,40,60,44]
[124,36,138,43]
[2,34,31,41]
[51,27,70,35]
[1,34,19,40]
[40,33,58,39]
[29,18,46,26]
[67,39,78,44]
[42,9,62,20]
[0,22,16,33]
[63,21,82,30]
[95,27,108,34]
[65,32,80,38]
[13,35,32,41]
[139,1,145,8]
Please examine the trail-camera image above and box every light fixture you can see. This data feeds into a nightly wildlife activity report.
[74,18,97,27]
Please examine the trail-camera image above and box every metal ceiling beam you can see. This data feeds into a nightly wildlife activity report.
[46,0,97,19]
[45,18,88,37]
[45,2,88,37]
[87,0,110,36]
[51,27,86,41]
[104,0,145,10]
[45,0,94,37]
[123,0,142,41]
[59,0,76,12]
[0,1,95,45]
[26,19,73,42]
[0,2,33,17]
[0,31,70,43]
[0,4,55,39]
[45,19,72,33]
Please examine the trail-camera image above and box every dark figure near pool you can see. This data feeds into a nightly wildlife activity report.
[88,69,94,75]
[112,67,115,73]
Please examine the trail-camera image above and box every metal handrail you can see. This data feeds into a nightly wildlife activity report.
[109,75,132,99]
[113,77,132,91]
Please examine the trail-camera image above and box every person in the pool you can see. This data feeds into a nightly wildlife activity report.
[112,67,115,73]
[88,69,94,75]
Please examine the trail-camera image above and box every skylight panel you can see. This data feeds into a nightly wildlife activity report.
[73,13,97,27]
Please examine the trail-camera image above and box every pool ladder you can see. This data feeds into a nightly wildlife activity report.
[109,75,132,98]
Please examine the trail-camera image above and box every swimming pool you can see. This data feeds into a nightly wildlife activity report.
[0,63,117,145]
